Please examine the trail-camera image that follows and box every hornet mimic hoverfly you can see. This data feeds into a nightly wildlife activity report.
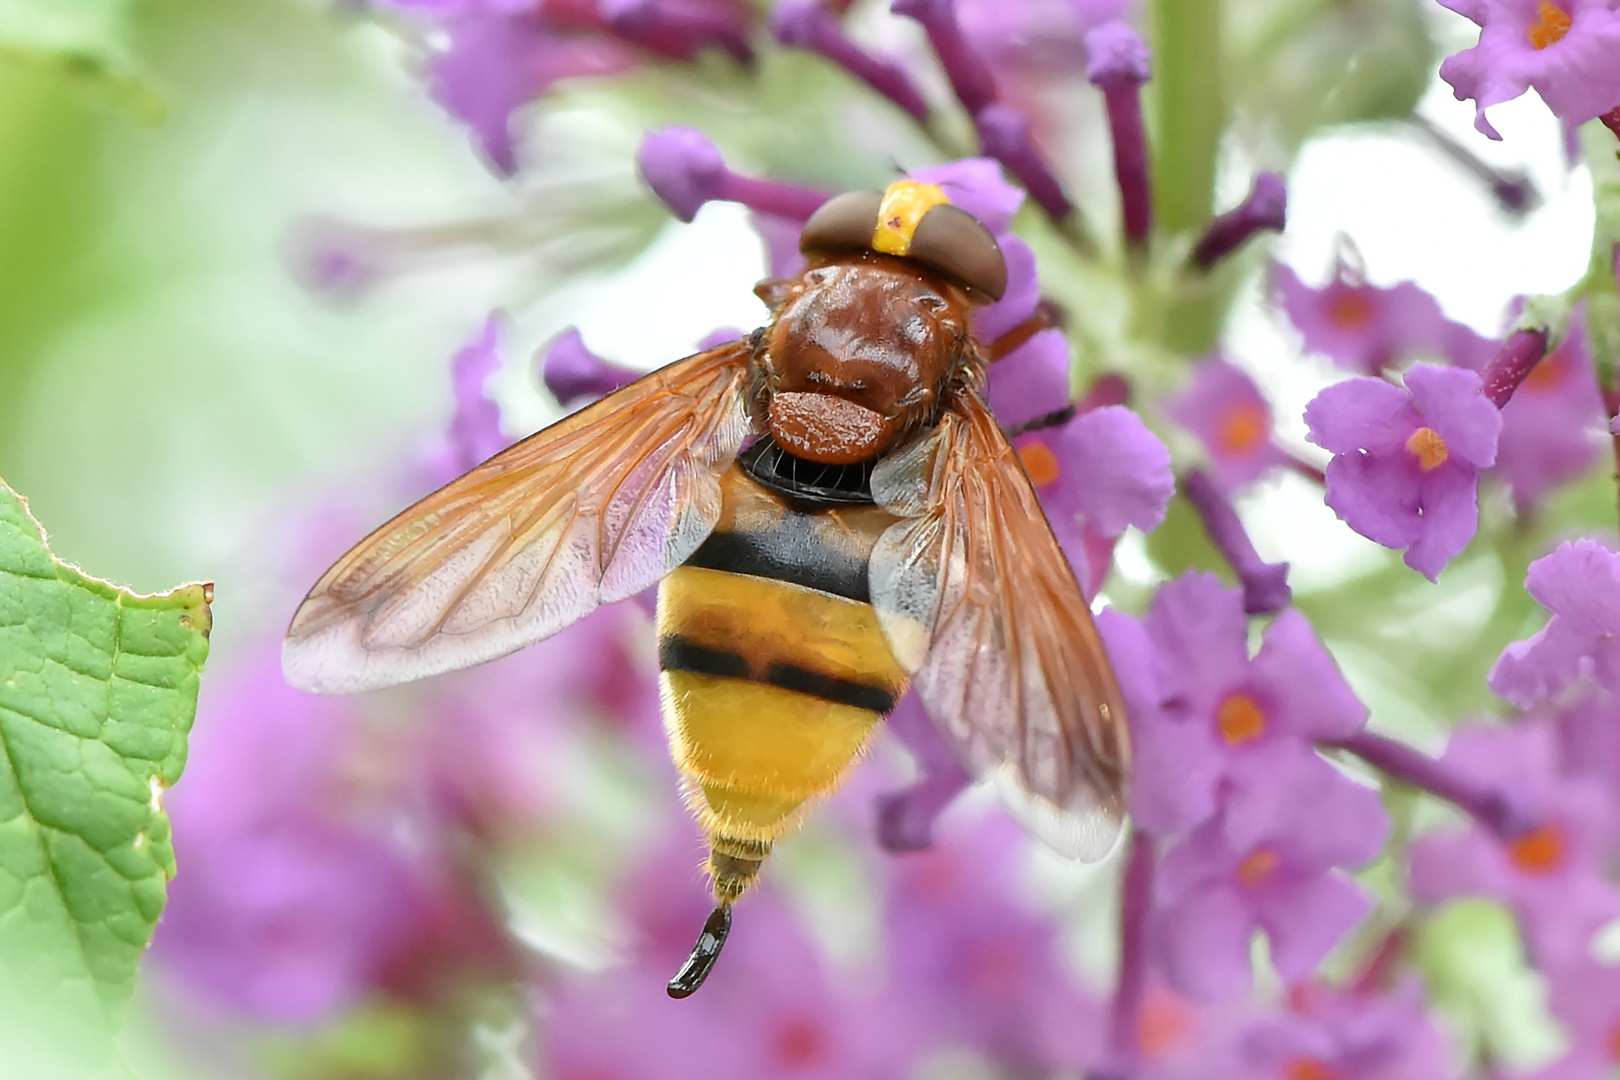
[283,179,1131,998]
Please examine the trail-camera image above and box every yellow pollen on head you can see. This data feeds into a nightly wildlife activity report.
[1405,427,1449,471]
[1236,848,1278,887]
[872,180,950,257]
[1018,441,1062,487]
[1528,1,1572,48]
[1216,692,1266,745]
[1508,823,1567,875]
[1216,403,1268,455]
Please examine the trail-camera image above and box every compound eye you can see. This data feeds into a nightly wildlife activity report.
[800,191,883,254]
[908,205,1007,301]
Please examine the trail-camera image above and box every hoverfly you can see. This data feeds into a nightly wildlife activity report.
[283,179,1130,998]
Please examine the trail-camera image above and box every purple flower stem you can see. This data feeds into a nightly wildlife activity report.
[1326,730,1531,840]
[1480,328,1550,408]
[720,173,831,222]
[1181,469,1291,615]
[975,104,1078,224]
[1287,453,1326,487]
[1407,114,1540,215]
[773,2,931,122]
[890,0,996,115]
[1100,85,1151,248]
[1106,831,1154,1076]
[1190,172,1286,269]
[1349,924,1410,996]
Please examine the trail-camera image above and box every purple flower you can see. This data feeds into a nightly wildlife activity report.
[550,832,927,1080]
[155,653,443,1021]
[1113,574,1369,836]
[1181,470,1292,615]
[1304,364,1502,581]
[985,324,1067,428]
[1273,262,1496,374]
[770,0,930,121]
[1086,20,1152,245]
[1010,404,1173,585]
[875,692,972,852]
[1192,173,1288,270]
[1489,540,1620,707]
[885,814,1106,1074]
[1537,961,1620,1080]
[598,0,755,64]
[1493,318,1603,513]
[538,326,642,406]
[955,0,1128,77]
[427,6,634,175]
[1226,981,1454,1080]
[419,314,510,484]
[1165,358,1288,490]
[1407,721,1620,969]
[1438,0,1620,139]
[636,126,829,223]
[1152,752,1387,999]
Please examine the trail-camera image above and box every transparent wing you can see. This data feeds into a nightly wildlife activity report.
[869,388,1130,860]
[284,340,755,694]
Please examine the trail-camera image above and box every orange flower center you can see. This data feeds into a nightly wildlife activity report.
[1237,848,1279,886]
[1527,1,1572,48]
[1217,403,1268,454]
[773,1016,828,1067]
[1217,693,1267,745]
[1405,427,1449,471]
[1325,289,1374,329]
[1507,823,1567,875]
[1136,992,1196,1059]
[1284,1058,1340,1080]
[1523,348,1569,391]
[1607,1019,1620,1062]
[1019,440,1062,487]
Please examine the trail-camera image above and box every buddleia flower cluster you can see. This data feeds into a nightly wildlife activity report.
[155,0,1620,1078]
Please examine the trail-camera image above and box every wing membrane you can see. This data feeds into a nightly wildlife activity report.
[284,340,755,693]
[869,389,1129,859]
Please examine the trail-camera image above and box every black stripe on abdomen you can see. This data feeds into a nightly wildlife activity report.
[659,634,896,713]
[684,527,870,602]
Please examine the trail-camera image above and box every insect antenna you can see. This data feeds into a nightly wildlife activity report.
[667,904,733,999]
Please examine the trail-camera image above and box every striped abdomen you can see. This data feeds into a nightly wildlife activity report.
[656,461,907,902]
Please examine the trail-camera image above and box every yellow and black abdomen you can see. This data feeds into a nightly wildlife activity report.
[656,461,906,902]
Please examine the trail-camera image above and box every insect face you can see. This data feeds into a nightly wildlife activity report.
[761,255,970,464]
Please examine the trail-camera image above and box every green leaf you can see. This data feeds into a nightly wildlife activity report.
[0,0,160,118]
[0,476,211,1080]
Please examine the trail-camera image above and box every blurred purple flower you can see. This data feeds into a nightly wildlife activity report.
[956,0,1128,77]
[1153,759,1386,1000]
[1304,364,1502,580]
[770,0,930,121]
[875,691,972,852]
[418,314,510,483]
[1494,318,1603,513]
[1408,721,1620,969]
[426,5,635,174]
[1181,470,1292,615]
[1273,262,1496,374]
[1086,19,1152,245]
[1120,574,1368,836]
[985,324,1067,427]
[1229,980,1455,1080]
[157,653,469,1021]
[637,126,829,222]
[598,0,755,64]
[886,814,1106,1074]
[551,832,926,1080]
[1166,358,1288,490]
[1489,539,1620,707]
[1537,961,1620,1080]
[1438,0,1620,139]
[539,326,642,407]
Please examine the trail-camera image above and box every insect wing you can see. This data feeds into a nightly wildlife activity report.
[868,390,1129,860]
[284,341,755,694]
